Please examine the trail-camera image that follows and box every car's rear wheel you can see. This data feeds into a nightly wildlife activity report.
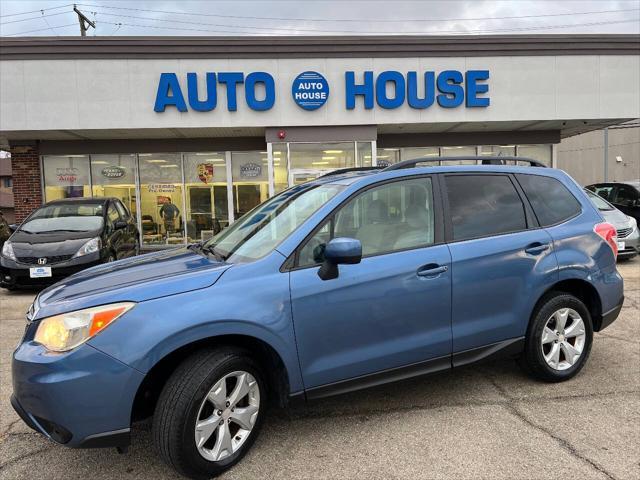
[520,292,593,382]
[153,348,266,480]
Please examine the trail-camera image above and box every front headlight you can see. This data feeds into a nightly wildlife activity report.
[1,240,16,261]
[74,237,102,258]
[629,216,637,231]
[34,302,135,352]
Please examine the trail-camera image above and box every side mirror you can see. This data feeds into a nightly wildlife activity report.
[114,220,128,230]
[318,237,362,281]
[8,224,17,233]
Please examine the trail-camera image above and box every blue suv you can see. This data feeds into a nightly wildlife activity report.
[11,157,624,479]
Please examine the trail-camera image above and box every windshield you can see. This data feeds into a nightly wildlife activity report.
[21,203,104,233]
[204,183,344,262]
[585,190,614,211]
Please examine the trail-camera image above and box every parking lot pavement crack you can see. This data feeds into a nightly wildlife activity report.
[502,402,619,480]
[596,332,640,345]
[0,444,55,471]
[0,419,21,442]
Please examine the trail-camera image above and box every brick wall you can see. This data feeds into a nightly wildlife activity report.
[10,144,42,223]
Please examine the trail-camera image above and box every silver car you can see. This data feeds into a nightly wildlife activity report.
[586,189,638,260]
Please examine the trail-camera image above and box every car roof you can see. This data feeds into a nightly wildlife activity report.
[316,164,566,188]
[44,197,114,206]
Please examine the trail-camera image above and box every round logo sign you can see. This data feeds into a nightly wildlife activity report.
[291,71,329,110]
[101,166,126,179]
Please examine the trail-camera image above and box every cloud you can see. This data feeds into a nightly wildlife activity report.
[1,0,639,37]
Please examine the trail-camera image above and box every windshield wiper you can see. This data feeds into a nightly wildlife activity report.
[202,243,227,262]
[188,242,227,262]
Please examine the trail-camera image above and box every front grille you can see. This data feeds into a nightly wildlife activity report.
[617,227,633,239]
[16,254,73,265]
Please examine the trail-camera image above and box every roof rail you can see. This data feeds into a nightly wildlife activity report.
[383,156,547,171]
[319,166,385,178]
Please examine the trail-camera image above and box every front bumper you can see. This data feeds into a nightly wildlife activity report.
[0,253,102,288]
[11,340,145,448]
[617,227,639,259]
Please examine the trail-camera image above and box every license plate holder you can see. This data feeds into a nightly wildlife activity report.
[29,266,52,278]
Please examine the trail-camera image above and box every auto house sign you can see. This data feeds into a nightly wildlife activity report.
[240,162,262,178]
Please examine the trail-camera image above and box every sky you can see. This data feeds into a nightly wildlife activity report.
[0,0,639,37]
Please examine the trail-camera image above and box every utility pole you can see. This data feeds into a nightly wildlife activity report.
[603,127,609,182]
[73,5,95,37]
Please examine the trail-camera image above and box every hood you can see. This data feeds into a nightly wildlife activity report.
[10,229,99,257]
[600,208,633,228]
[34,247,230,319]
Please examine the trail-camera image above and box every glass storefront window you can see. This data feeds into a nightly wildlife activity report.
[400,147,439,163]
[480,145,516,160]
[90,154,137,218]
[138,153,185,247]
[518,144,552,165]
[376,148,400,167]
[183,152,229,242]
[272,143,289,194]
[357,142,373,167]
[440,146,477,164]
[231,151,269,219]
[43,155,91,201]
[289,142,355,184]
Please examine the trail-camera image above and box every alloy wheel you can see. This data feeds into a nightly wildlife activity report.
[194,371,260,462]
[541,308,586,371]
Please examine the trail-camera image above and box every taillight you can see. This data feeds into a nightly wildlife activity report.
[594,222,618,257]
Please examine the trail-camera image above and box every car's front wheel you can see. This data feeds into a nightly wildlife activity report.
[153,348,266,479]
[520,292,593,382]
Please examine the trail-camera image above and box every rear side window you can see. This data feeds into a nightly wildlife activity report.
[516,174,581,226]
[445,175,527,241]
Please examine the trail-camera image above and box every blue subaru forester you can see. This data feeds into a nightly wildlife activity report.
[11,157,624,479]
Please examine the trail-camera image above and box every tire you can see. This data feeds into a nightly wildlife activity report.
[520,292,593,382]
[153,348,266,480]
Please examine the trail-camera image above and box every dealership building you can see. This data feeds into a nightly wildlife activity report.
[1,34,639,248]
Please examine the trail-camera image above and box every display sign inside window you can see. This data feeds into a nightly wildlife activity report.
[240,162,262,178]
[101,166,126,179]
[147,183,176,193]
[56,167,79,183]
[197,163,214,184]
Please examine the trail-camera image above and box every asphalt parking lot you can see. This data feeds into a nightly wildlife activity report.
[1,261,638,480]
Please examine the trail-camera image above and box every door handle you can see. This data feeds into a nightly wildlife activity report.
[417,263,448,277]
[525,242,550,255]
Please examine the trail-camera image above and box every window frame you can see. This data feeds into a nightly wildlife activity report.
[440,172,538,244]
[113,199,131,220]
[284,174,444,272]
[514,173,583,228]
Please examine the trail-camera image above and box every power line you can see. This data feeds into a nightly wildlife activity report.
[0,3,72,18]
[87,8,640,35]
[0,11,69,26]
[94,17,640,36]
[75,3,640,24]
[4,23,77,36]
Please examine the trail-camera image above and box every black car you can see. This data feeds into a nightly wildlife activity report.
[1,197,139,289]
[586,181,640,223]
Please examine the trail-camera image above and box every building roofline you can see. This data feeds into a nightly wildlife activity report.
[1,34,639,60]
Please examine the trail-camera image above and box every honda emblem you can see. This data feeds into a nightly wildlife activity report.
[37,258,47,265]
